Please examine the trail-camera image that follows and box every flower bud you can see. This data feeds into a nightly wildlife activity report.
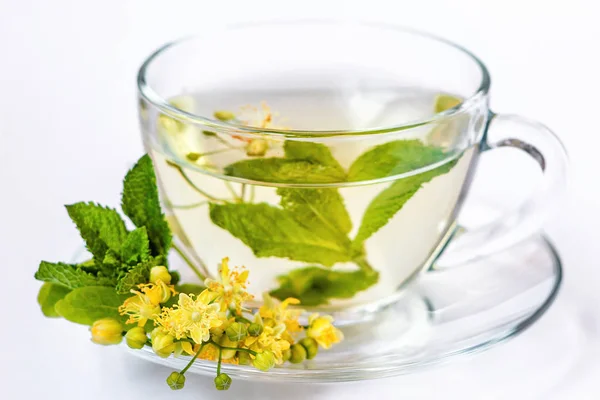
[248,323,263,337]
[125,327,148,349]
[150,266,172,285]
[166,372,185,390]
[219,335,238,360]
[214,373,232,390]
[253,351,276,372]
[90,318,123,345]
[281,348,292,362]
[246,139,268,157]
[152,333,176,358]
[289,343,307,364]
[299,337,318,360]
[226,322,247,342]
[238,351,251,365]
[214,110,235,121]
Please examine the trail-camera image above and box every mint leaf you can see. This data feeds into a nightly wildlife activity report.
[115,257,162,294]
[270,266,378,306]
[121,227,150,266]
[277,188,352,244]
[209,203,352,266]
[37,283,71,317]
[225,158,345,184]
[54,286,130,326]
[283,141,344,171]
[65,202,128,261]
[352,160,457,248]
[122,154,172,257]
[35,261,115,289]
[347,140,447,181]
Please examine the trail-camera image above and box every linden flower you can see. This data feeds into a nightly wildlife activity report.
[244,325,291,363]
[118,282,174,326]
[306,314,344,349]
[259,294,303,339]
[156,291,223,344]
[204,258,253,313]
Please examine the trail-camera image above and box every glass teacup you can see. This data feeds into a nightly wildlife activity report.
[137,21,567,322]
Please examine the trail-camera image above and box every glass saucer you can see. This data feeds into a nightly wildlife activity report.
[130,234,561,382]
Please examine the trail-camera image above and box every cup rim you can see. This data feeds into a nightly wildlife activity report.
[137,20,491,138]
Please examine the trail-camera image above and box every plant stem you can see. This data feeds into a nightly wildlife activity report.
[180,345,204,375]
[167,162,225,203]
[249,185,256,203]
[170,201,209,210]
[216,347,223,375]
[207,340,258,356]
[224,181,241,202]
[354,257,376,275]
[172,243,207,281]
[240,184,246,202]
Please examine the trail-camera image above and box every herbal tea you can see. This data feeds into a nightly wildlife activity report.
[143,88,476,309]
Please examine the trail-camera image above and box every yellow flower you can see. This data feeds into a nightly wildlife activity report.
[119,286,162,327]
[205,258,253,313]
[306,314,343,349]
[259,293,303,340]
[244,324,291,363]
[155,291,223,344]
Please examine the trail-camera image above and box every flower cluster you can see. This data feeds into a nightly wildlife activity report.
[90,259,343,391]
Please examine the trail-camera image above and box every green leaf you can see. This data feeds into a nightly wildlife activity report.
[121,154,172,257]
[115,256,163,294]
[175,283,206,295]
[37,283,71,317]
[277,188,352,243]
[347,140,447,181]
[352,160,458,248]
[225,158,345,184]
[65,202,128,261]
[270,266,379,306]
[209,203,352,266]
[102,250,120,271]
[283,141,344,171]
[35,261,115,289]
[121,227,150,266]
[54,286,130,326]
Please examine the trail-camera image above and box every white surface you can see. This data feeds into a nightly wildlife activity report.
[1,0,599,398]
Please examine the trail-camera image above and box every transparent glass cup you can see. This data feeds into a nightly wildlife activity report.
[137,21,568,323]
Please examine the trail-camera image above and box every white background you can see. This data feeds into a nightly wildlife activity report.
[1,0,599,398]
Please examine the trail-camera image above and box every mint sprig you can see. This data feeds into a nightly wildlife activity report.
[217,139,456,305]
[35,154,176,323]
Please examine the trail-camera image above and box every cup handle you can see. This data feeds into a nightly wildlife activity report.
[435,112,568,268]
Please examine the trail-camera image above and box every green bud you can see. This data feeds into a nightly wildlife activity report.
[248,323,263,337]
[214,110,235,121]
[150,266,172,285]
[202,130,217,136]
[299,337,318,360]
[238,351,251,365]
[289,343,307,364]
[281,348,292,362]
[90,318,123,346]
[125,327,148,349]
[186,152,201,162]
[253,351,276,372]
[166,372,185,390]
[246,139,269,157]
[226,322,248,342]
[214,373,232,390]
[152,333,176,358]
